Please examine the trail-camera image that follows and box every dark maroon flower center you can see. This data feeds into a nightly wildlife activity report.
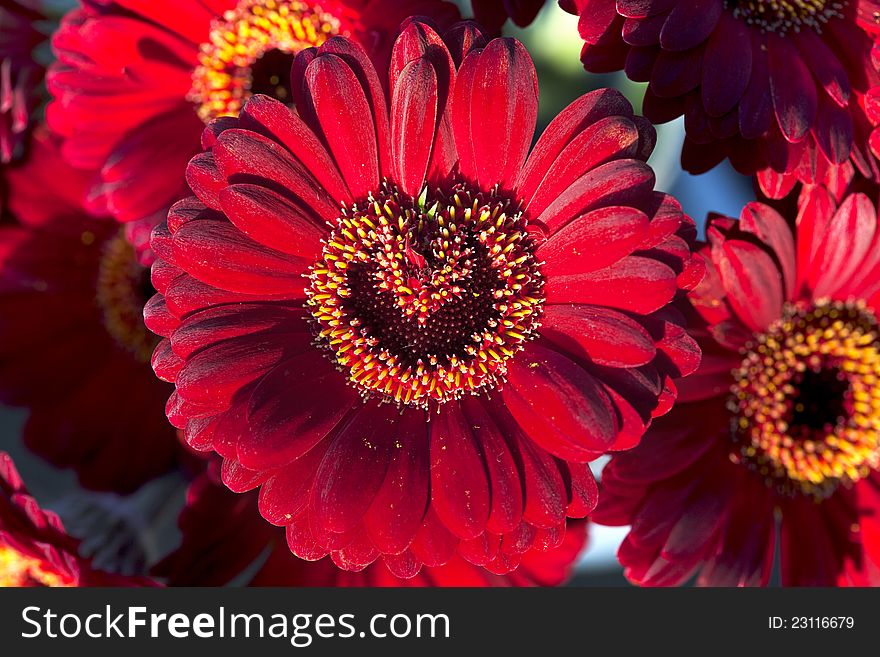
[306,183,545,409]
[96,231,158,362]
[189,0,342,122]
[725,0,846,33]
[729,300,880,498]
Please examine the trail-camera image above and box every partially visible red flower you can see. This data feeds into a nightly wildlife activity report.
[47,0,460,223]
[595,188,880,585]
[471,0,547,31]
[0,0,46,163]
[563,0,880,198]
[0,134,180,493]
[154,473,587,586]
[0,452,156,586]
[146,20,701,577]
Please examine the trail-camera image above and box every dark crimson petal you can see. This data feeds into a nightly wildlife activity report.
[812,96,854,166]
[516,88,634,208]
[502,341,617,459]
[452,38,538,190]
[545,255,678,314]
[174,332,298,408]
[410,508,459,567]
[186,152,226,210]
[311,404,397,534]
[212,129,341,223]
[508,435,568,529]
[430,403,491,539]
[241,350,358,470]
[617,0,678,18]
[739,202,796,300]
[701,13,750,117]
[578,0,619,44]
[561,461,599,516]
[522,116,641,219]
[171,217,308,295]
[391,58,438,197]
[739,31,772,140]
[286,515,329,561]
[650,46,702,98]
[218,184,326,258]
[363,410,430,554]
[540,305,656,367]
[712,238,783,332]
[258,447,327,526]
[793,30,850,107]
[303,53,380,198]
[768,34,817,143]
[538,205,651,275]
[238,95,352,205]
[622,14,665,47]
[810,193,876,298]
[460,398,524,534]
[659,0,722,52]
[171,303,311,358]
[535,159,655,233]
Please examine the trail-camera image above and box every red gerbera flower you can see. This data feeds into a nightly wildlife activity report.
[0,134,181,493]
[154,471,587,586]
[0,452,156,586]
[0,0,47,162]
[563,0,880,198]
[145,20,701,577]
[595,188,880,585]
[47,0,461,224]
[471,0,548,31]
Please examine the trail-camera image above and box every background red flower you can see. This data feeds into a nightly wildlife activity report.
[0,133,182,493]
[595,188,880,585]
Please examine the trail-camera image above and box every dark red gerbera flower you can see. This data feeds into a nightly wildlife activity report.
[0,452,156,586]
[595,188,880,585]
[47,0,460,223]
[0,134,181,493]
[0,0,47,162]
[471,0,547,31]
[155,471,587,586]
[145,20,701,577]
[563,0,880,198]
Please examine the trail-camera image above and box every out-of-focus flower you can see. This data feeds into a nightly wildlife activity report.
[154,472,587,586]
[47,0,460,223]
[595,189,880,585]
[145,20,701,577]
[0,0,46,163]
[0,133,181,493]
[563,0,880,198]
[471,0,547,31]
[0,452,156,586]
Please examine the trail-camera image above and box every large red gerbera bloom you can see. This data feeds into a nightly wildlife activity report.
[145,19,702,577]
[595,188,880,585]
[0,0,47,162]
[0,134,181,493]
[0,452,156,586]
[471,0,547,31]
[563,0,880,198]
[47,0,460,224]
[155,471,587,586]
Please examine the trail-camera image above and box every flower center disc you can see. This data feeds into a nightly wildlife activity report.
[96,231,158,363]
[725,0,845,34]
[730,300,880,498]
[190,0,342,122]
[307,184,545,409]
[0,546,73,587]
